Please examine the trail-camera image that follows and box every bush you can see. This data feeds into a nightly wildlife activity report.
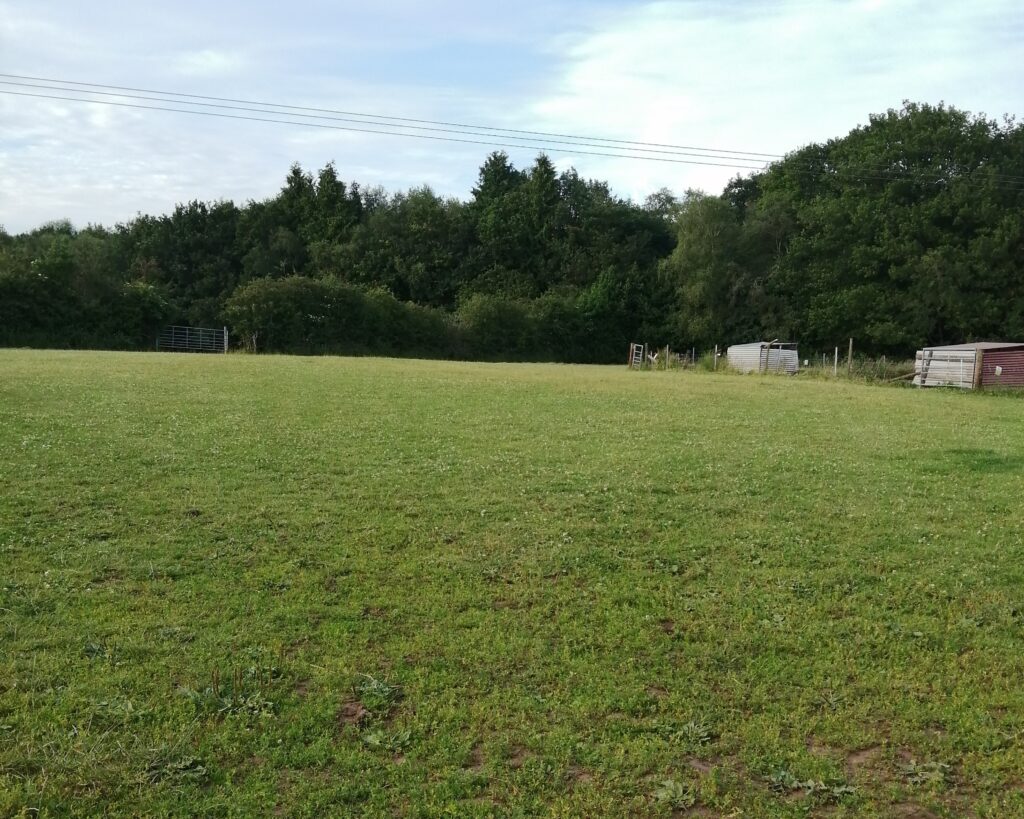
[457,294,537,359]
[225,277,334,352]
[224,276,456,357]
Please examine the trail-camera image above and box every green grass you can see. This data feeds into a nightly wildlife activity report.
[2,349,1024,817]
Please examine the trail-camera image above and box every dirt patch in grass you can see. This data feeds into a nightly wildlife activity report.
[892,804,940,819]
[465,743,485,771]
[337,701,369,727]
[568,764,594,784]
[508,746,530,769]
[687,757,719,774]
[658,618,676,635]
[846,745,883,776]
[807,738,837,759]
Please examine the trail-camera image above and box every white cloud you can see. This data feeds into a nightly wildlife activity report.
[524,0,1024,200]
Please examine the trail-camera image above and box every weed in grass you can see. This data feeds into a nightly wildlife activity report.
[678,720,716,747]
[902,760,951,787]
[145,754,209,786]
[178,666,278,719]
[82,639,116,662]
[361,729,412,754]
[815,686,846,712]
[92,697,149,728]
[353,674,402,716]
[768,770,857,804]
[653,778,697,809]
[651,719,717,750]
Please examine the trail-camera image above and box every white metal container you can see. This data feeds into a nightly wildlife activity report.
[726,342,799,375]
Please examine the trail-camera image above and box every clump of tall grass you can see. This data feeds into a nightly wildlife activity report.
[695,351,734,373]
[796,356,915,384]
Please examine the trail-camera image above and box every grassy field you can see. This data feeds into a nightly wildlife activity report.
[2,350,1024,817]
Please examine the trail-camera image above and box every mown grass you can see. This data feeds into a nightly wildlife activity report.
[2,349,1023,817]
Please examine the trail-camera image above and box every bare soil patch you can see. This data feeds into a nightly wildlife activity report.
[337,701,369,727]
[508,746,530,769]
[568,764,594,784]
[464,743,485,771]
[846,744,883,776]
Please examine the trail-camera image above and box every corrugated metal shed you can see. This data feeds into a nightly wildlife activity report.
[726,342,799,375]
[914,342,1024,389]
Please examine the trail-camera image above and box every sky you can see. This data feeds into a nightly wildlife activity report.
[1,0,1023,233]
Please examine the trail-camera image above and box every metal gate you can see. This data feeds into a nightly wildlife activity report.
[157,325,229,353]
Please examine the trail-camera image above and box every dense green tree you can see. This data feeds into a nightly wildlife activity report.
[3,103,1022,360]
[339,187,472,307]
[660,192,746,346]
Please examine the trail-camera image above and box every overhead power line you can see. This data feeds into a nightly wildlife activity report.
[0,89,769,171]
[0,79,773,165]
[2,74,1023,190]
[0,72,781,159]
[6,73,1024,189]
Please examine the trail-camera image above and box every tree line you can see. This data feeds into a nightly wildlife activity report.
[2,102,1022,360]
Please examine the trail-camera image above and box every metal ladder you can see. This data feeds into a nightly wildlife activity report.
[629,343,645,369]
[918,350,933,387]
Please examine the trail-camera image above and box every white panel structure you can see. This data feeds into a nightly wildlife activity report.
[726,342,799,375]
[913,349,975,388]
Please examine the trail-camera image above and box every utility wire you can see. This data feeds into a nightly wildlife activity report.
[3,81,1023,191]
[0,89,770,171]
[5,73,1024,188]
[0,79,776,164]
[0,72,781,159]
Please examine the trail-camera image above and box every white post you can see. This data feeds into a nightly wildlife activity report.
[833,347,838,376]
[223,326,229,353]
[714,344,718,370]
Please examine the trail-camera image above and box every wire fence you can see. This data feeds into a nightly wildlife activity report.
[629,343,916,383]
